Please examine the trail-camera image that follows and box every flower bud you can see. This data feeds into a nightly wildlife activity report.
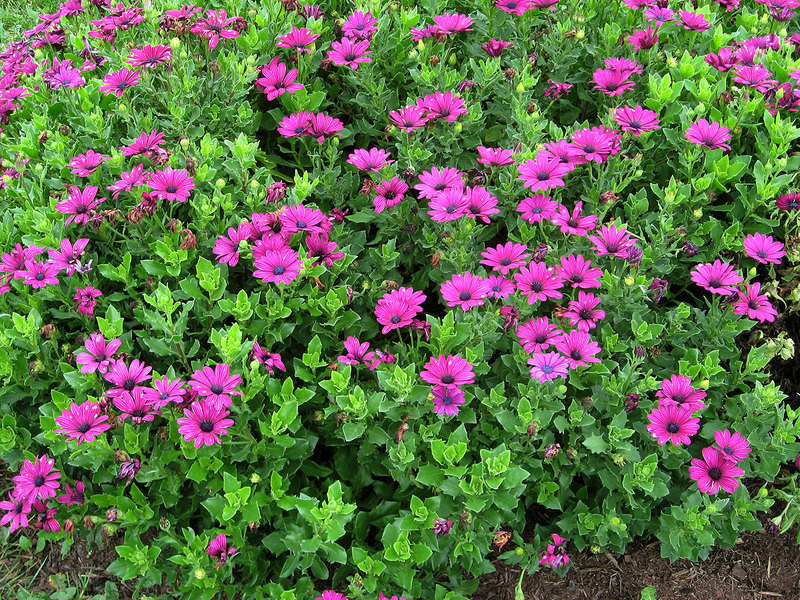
[453,122,463,133]
[576,29,585,39]
[250,473,261,484]
[516,82,525,93]
[170,37,181,48]
[667,56,678,68]
[216,178,226,189]
[692,208,703,218]
[194,568,206,580]
[448,53,457,65]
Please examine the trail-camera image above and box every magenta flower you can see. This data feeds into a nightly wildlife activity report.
[563,292,605,332]
[347,148,393,172]
[31,498,60,532]
[415,167,465,199]
[54,399,109,444]
[74,285,102,316]
[477,146,514,167]
[21,260,60,288]
[143,376,186,409]
[98,68,140,97]
[428,188,468,222]
[278,111,313,138]
[1,244,45,281]
[206,533,238,567]
[421,355,475,387]
[149,167,195,202]
[306,234,344,267]
[252,342,286,375]
[104,359,153,399]
[113,388,161,424]
[178,399,235,448]
[685,119,732,151]
[588,224,636,258]
[189,364,243,409]
[375,287,426,334]
[517,195,558,223]
[518,155,571,192]
[309,113,344,142]
[495,0,532,15]
[389,105,429,131]
[689,447,744,494]
[704,47,736,71]
[656,374,707,412]
[550,202,598,237]
[107,164,151,199]
[280,203,326,235]
[627,27,658,50]
[56,185,105,226]
[528,352,569,383]
[432,517,454,537]
[127,44,171,68]
[678,10,711,30]
[76,333,120,374]
[57,481,85,508]
[613,105,660,135]
[644,6,675,24]
[733,65,778,93]
[120,130,165,158]
[485,275,516,299]
[482,38,511,57]
[480,242,530,275]
[191,9,241,50]
[432,12,473,35]
[342,10,377,39]
[327,37,372,69]
[777,192,800,211]
[420,91,467,122]
[68,149,106,177]
[646,404,700,446]
[733,282,777,323]
[373,177,408,213]
[714,429,751,464]
[0,492,31,532]
[514,261,563,304]
[517,317,563,353]
[544,80,572,99]
[440,272,490,311]
[255,56,304,100]
[691,260,743,295]
[464,186,500,223]
[431,384,466,416]
[541,140,583,169]
[569,127,619,164]
[213,223,254,267]
[276,27,320,53]
[592,68,634,95]
[539,534,570,568]
[743,233,784,264]
[13,455,60,501]
[555,330,602,369]
[338,336,376,367]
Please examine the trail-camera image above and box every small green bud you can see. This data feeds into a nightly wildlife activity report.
[408,49,418,59]
[453,122,463,133]
[693,208,703,218]
[448,53,457,65]
[250,473,261,484]
[667,56,678,68]
[216,178,226,189]
[194,568,206,580]
[170,37,181,48]
[576,29,585,39]
[515,82,525,93]
[250,179,260,189]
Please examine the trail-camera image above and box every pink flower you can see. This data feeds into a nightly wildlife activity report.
[432,13,473,35]
[342,10,377,40]
[713,430,751,464]
[656,374,707,412]
[482,38,511,57]
[743,233,784,264]
[254,248,304,284]
[518,155,571,192]
[374,287,426,334]
[308,113,344,142]
[113,388,161,424]
[142,376,186,409]
[252,341,286,375]
[555,330,602,368]
[338,336,376,367]
[627,27,658,50]
[495,0,532,15]
[120,130,165,158]
[539,534,570,568]
[48,238,89,276]
[54,400,110,444]
[13,455,60,501]
[191,9,241,50]
[21,260,60,288]
[149,167,195,202]
[517,195,558,223]
[587,224,636,258]
[76,333,120,374]
[528,353,569,382]
[373,177,408,213]
[428,188,468,222]
[570,127,619,164]
[98,68,140,97]
[691,260,743,294]
[213,223,254,267]
[327,37,372,69]
[550,202,598,236]
[563,291,605,332]
[514,261,563,304]
[592,68,634,95]
[689,447,744,494]
[477,146,514,167]
[177,399,235,448]
[732,282,778,323]
[0,492,31,532]
[646,404,700,446]
[189,364,243,409]
[56,481,85,507]
[73,285,102,316]
[480,242,530,275]
[276,27,320,53]
[544,80,572,99]
[389,105,429,131]
[517,317,563,353]
[68,149,106,177]
[685,119,732,151]
[613,105,660,135]
[420,91,468,122]
[678,10,711,30]
[431,385,466,415]
[420,355,475,387]
[440,272,490,311]
[485,275,515,298]
[107,164,151,198]
[464,186,500,223]
[415,167,465,199]
[56,185,105,225]
[347,148,393,172]
[104,359,153,399]
[255,56,304,100]
[127,44,171,68]
[280,203,327,235]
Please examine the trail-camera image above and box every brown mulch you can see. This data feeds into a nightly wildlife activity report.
[473,529,800,600]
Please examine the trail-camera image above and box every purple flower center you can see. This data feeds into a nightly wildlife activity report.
[441,394,453,405]
[723,445,734,455]
[445,204,457,213]
[440,374,455,384]
[199,420,214,432]
[583,145,596,152]
[34,476,45,487]
[666,422,679,433]
[570,274,584,283]
[355,24,365,30]
[499,258,512,266]
[541,364,554,374]
[75,204,89,214]
[210,384,224,395]
[708,467,722,480]
[531,206,543,214]
[492,285,502,292]
[535,334,547,343]
[579,309,592,320]
[434,182,447,191]
[166,185,178,194]
[78,422,92,433]
[459,291,472,301]
[384,191,396,199]
[570,350,582,360]
[294,126,307,134]
[116,80,132,89]
[628,120,642,129]
[35,272,45,281]
[390,315,401,324]
[161,392,170,400]
[530,282,544,292]
[748,299,760,310]
[123,379,136,391]
[295,220,307,229]
[273,265,286,275]
[756,250,767,258]
[132,409,145,417]
[566,218,578,228]
[605,243,620,253]
[343,52,356,62]
[708,278,722,288]
[536,171,550,181]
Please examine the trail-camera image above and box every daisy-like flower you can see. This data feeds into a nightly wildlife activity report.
[254,248,303,284]
[57,481,85,507]
[48,238,89,276]
[464,186,500,223]
[432,12,473,35]
[74,285,102,316]
[191,9,241,50]
[420,91,468,122]
[76,333,120,374]
[31,498,60,533]
[570,127,620,164]
[127,44,171,68]
[373,177,408,213]
[440,272,490,311]
[613,105,660,135]
[685,119,732,151]
[563,292,605,332]
[431,384,466,416]
[627,27,659,50]
[514,261,563,304]
[544,80,573,99]
[518,155,571,192]
[177,399,235,448]
[13,455,60,501]
[733,65,778,94]
[113,388,161,424]
[480,242,530,275]
[777,192,800,211]
[56,185,104,226]
[307,234,344,267]
[143,376,186,409]
[21,260,60,288]
[213,223,254,267]
[415,167,465,199]
[678,10,711,31]
[189,364,243,409]
[342,10,377,39]
[347,148,393,172]
[495,0,532,15]
[482,38,512,57]
[252,341,286,375]
[0,492,31,533]
[518,318,563,357]
[477,146,514,167]
[743,233,785,264]
[689,447,744,494]
[655,374,707,412]
[691,260,743,295]
[389,105,429,131]
[328,37,372,69]
[0,244,45,281]
[280,203,326,235]
[644,6,675,24]
[550,202,598,236]
[420,355,475,387]
[375,287,426,334]
[68,149,106,177]
[206,533,238,567]
[276,27,320,53]
[255,56,304,100]
[485,275,515,299]
[54,399,109,444]
[107,164,151,199]
[517,195,558,223]
[540,534,570,568]
[732,281,778,323]
[104,359,153,398]
[541,140,583,170]
[646,404,700,446]
[714,429,751,464]
[278,111,313,138]
[148,167,195,202]
[555,330,602,369]
[592,68,635,96]
[98,68,140,97]
[338,336,376,367]
[120,130,165,158]
[704,47,736,72]
[428,188,468,222]
[528,352,569,383]
[587,224,636,258]
[309,113,345,142]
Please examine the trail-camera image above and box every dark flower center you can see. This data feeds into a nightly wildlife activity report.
[343,52,356,62]
[295,220,307,229]
[384,191,396,199]
[458,291,471,301]
[672,394,686,403]
[723,445,734,455]
[748,299,760,310]
[530,282,544,292]
[199,420,214,432]
[445,204,457,214]
[434,182,447,191]
[78,422,92,433]
[390,315,401,324]
[210,384,223,395]
[537,172,550,181]
[570,350,582,360]
[294,126,307,134]
[499,258,512,266]
[756,250,767,258]
[566,218,578,228]
[535,334,547,343]
[438,108,450,116]
[666,422,679,433]
[583,145,596,153]
[441,374,455,384]
[402,120,415,127]
[579,309,592,320]
[161,392,170,400]
[492,285,502,292]
[606,83,618,91]
[570,274,584,283]
[34,476,45,487]
[508,1,518,6]
[75,204,88,214]
[708,279,722,288]
[116,80,132,89]
[708,467,722,480]
[441,394,453,405]
[273,265,286,275]
[355,24,365,30]
[165,185,178,193]
[628,120,642,129]
[132,409,145,417]
[35,272,45,281]
[532,206,543,214]
[123,379,136,391]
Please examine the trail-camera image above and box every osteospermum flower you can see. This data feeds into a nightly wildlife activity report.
[276,27,320,53]
[550,202,598,236]
[107,164,151,199]
[13,455,60,501]
[685,119,732,151]
[420,355,475,387]
[347,148,393,172]
[342,10,378,39]
[689,447,744,494]
[733,65,778,94]
[517,317,563,353]
[555,330,602,368]
[644,6,675,24]
[464,186,500,223]
[389,105,429,131]
[252,341,286,375]
[678,10,711,30]
[563,292,605,332]
[177,399,235,448]
[428,188,468,222]
[307,234,344,267]
[0,492,31,532]
[375,287,426,334]
[420,91,467,122]
[646,404,700,446]
[280,203,326,235]
[48,238,89,276]
[776,192,800,211]
[432,12,473,35]
[518,155,571,192]
[54,400,109,444]
[544,80,573,99]
[143,376,186,409]
[743,233,785,264]
[338,336,376,367]
[495,0,532,15]
[691,260,743,295]
[415,167,465,199]
[517,195,558,223]
[213,223,254,267]
[732,282,778,323]
[431,384,466,416]
[587,224,636,258]
[120,130,165,158]
[57,481,85,508]
[104,359,153,398]
[113,388,161,424]
[98,68,140,96]
[570,127,620,164]
[21,261,60,289]
[373,177,408,213]
[277,111,313,138]
[149,167,195,202]
[127,44,171,68]
[514,261,563,304]
[656,374,707,412]
[74,285,102,316]
[485,275,515,299]
[592,68,635,95]
[540,534,570,568]
[68,149,106,177]
[627,27,659,50]
[255,56,304,100]
[528,352,569,382]
[477,146,514,167]
[76,333,120,374]
[480,242,530,275]
[613,105,660,135]
[327,37,372,69]
[189,364,243,409]
[56,185,104,226]
[191,9,241,50]
[440,272,490,311]
[714,429,751,464]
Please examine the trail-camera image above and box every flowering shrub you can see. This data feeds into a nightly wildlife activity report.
[2,0,800,598]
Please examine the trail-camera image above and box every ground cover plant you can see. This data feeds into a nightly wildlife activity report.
[2,0,800,598]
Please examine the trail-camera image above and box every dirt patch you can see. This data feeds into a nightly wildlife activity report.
[474,527,800,600]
